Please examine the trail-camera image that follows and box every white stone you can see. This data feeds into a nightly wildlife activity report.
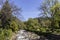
[16,30,40,40]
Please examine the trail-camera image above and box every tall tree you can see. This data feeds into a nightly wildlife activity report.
[39,0,60,33]
[39,0,58,17]
[0,0,21,29]
[50,2,60,32]
[0,0,12,28]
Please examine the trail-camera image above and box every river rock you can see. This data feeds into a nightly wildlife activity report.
[15,30,40,40]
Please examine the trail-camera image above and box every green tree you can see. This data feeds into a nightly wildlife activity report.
[0,0,21,30]
[50,2,60,34]
[0,0,12,28]
[39,0,60,34]
[0,0,22,40]
[24,18,41,32]
[39,0,58,17]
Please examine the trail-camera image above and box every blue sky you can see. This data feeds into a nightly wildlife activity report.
[12,0,42,21]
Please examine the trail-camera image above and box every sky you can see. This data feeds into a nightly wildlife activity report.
[12,0,42,21]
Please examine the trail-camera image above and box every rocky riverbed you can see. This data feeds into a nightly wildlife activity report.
[15,30,40,40]
[11,30,60,40]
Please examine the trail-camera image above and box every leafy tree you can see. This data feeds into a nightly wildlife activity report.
[0,0,12,28]
[39,0,60,34]
[39,0,58,17]
[24,18,41,31]
[50,2,60,33]
[0,0,21,40]
[0,0,21,30]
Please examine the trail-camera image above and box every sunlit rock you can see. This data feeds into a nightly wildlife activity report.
[15,30,40,40]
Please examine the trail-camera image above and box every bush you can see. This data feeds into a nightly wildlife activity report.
[0,28,12,40]
[10,21,19,32]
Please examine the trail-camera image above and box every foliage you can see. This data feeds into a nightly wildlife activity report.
[0,28,12,40]
[24,18,41,31]
[24,18,51,33]
[24,0,60,35]
[0,0,22,40]
[50,2,60,34]
[10,20,19,32]
[0,0,60,40]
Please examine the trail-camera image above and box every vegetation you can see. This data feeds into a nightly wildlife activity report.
[0,0,60,40]
[0,0,23,40]
[24,0,60,35]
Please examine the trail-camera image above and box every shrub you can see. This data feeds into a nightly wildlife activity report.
[0,28,12,40]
